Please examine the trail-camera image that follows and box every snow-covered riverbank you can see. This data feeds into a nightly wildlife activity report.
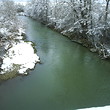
[0,27,40,80]
[78,105,110,110]
[1,41,40,75]
[0,26,40,80]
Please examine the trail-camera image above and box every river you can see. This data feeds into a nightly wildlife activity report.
[0,17,110,110]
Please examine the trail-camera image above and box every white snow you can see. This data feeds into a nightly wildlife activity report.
[77,105,110,110]
[15,2,28,6]
[1,41,40,75]
[0,28,8,36]
[18,28,25,36]
[107,49,110,53]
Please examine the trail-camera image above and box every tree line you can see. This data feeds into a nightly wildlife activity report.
[26,0,110,58]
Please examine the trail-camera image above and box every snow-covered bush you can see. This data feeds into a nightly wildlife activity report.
[16,4,24,13]
[25,0,50,23]
[1,0,17,20]
[0,0,25,39]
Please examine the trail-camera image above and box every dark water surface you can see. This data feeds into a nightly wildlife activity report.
[0,17,110,110]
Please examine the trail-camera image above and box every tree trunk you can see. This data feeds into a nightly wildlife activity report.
[103,0,110,40]
[105,0,110,24]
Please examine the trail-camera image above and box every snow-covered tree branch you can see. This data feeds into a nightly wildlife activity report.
[26,0,110,58]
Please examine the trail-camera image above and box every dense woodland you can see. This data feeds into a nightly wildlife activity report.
[26,0,110,58]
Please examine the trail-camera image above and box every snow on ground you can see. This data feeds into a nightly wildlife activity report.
[77,105,110,110]
[1,41,40,75]
[15,2,28,6]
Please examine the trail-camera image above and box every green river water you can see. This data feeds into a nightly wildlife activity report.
[0,17,110,110]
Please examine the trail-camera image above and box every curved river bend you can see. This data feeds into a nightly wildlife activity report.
[0,17,110,110]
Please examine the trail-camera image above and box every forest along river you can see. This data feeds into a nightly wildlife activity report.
[0,17,110,110]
